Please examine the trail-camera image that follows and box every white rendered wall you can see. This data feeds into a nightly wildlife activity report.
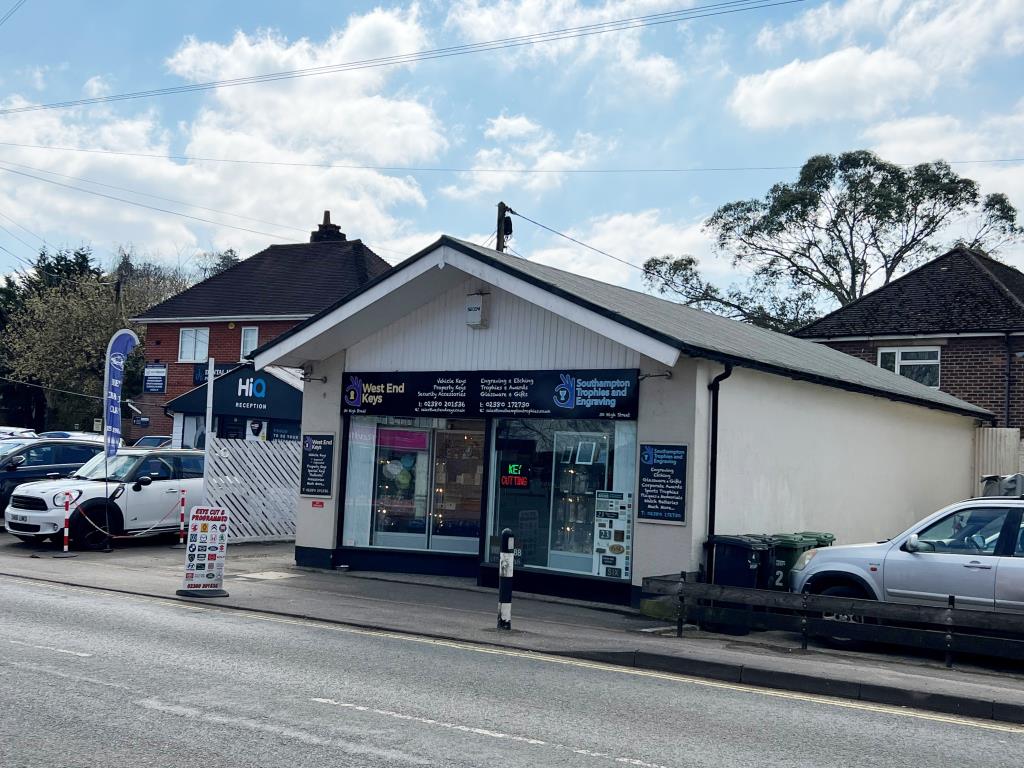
[295,349,346,552]
[345,276,640,372]
[712,366,978,545]
[631,355,707,586]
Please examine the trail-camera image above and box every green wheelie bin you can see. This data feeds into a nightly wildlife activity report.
[766,533,818,590]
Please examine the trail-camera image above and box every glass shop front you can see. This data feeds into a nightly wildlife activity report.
[339,369,639,587]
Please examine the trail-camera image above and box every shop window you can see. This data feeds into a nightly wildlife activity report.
[179,328,210,363]
[878,347,940,387]
[489,418,636,579]
[342,416,486,554]
[240,326,259,359]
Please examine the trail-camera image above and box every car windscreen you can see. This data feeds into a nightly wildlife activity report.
[72,452,142,481]
[0,440,32,457]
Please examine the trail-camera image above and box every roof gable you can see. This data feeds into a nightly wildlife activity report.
[134,239,390,321]
[254,236,991,420]
[794,249,1024,339]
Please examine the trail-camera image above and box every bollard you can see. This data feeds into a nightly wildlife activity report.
[53,491,77,559]
[171,489,187,549]
[497,528,514,630]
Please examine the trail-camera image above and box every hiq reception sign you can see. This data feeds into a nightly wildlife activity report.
[342,369,638,420]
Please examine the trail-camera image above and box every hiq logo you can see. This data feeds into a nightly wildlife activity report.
[641,445,655,465]
[109,352,126,371]
[237,377,267,398]
[553,373,576,410]
[344,376,363,407]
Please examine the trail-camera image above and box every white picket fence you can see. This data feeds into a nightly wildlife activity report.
[203,436,300,542]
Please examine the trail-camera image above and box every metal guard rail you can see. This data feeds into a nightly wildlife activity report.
[643,577,1024,667]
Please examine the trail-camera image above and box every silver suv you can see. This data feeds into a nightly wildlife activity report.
[790,499,1024,612]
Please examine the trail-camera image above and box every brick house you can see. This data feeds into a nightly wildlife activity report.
[793,247,1024,427]
[129,212,389,443]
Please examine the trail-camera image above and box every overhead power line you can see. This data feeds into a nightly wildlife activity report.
[0,164,296,241]
[0,159,309,235]
[1,141,1020,175]
[509,208,648,273]
[0,0,27,29]
[0,0,807,116]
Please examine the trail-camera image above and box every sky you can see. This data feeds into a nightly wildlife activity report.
[0,0,1021,306]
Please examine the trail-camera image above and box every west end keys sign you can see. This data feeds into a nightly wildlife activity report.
[342,369,638,420]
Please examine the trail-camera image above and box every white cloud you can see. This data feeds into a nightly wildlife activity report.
[522,209,727,291]
[0,9,446,260]
[484,114,541,141]
[82,76,111,98]
[446,0,684,98]
[441,114,607,200]
[863,102,1024,265]
[740,0,1024,128]
[730,47,929,129]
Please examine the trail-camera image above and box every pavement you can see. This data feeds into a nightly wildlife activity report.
[6,577,1022,767]
[1,532,1024,727]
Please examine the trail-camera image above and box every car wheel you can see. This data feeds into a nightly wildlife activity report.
[69,507,113,551]
[818,584,874,648]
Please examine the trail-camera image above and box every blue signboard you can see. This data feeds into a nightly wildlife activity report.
[103,329,140,457]
[143,363,167,394]
[637,444,687,522]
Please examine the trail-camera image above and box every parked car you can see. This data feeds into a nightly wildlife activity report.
[133,435,172,448]
[0,427,38,439]
[791,499,1024,612]
[0,438,105,515]
[39,431,104,442]
[4,448,205,549]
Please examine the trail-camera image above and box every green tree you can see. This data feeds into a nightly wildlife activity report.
[643,151,1022,331]
[0,247,100,428]
[194,248,240,280]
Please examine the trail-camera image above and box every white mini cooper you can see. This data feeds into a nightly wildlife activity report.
[4,448,205,549]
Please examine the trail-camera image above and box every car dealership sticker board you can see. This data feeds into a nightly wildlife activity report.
[176,506,230,598]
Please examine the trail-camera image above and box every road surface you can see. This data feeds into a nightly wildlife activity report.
[0,576,1020,767]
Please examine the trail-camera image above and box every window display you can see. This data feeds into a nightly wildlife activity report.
[343,416,485,553]
[490,418,636,578]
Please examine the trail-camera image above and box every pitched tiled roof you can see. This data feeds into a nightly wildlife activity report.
[134,239,390,321]
[793,248,1024,339]
[256,236,992,420]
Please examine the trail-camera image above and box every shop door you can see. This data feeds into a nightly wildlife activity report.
[430,429,485,553]
[548,431,610,573]
[371,428,432,549]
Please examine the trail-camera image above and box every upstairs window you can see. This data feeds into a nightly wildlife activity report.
[178,328,209,363]
[878,347,940,387]
[240,326,259,359]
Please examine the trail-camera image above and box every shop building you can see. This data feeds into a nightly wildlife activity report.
[130,211,389,440]
[254,237,989,603]
[164,363,303,447]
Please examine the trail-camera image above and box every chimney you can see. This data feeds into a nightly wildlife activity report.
[310,210,346,243]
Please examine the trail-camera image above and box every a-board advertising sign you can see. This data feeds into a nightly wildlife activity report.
[181,506,230,592]
[341,369,638,420]
[301,433,335,497]
[637,444,687,523]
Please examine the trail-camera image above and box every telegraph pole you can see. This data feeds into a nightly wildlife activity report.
[496,201,510,252]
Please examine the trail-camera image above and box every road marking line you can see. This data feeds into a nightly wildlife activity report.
[311,697,671,768]
[8,575,1024,734]
[138,698,429,764]
[7,639,92,657]
[0,658,136,692]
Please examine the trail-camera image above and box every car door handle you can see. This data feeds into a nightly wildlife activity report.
[963,562,993,569]
[165,489,179,494]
